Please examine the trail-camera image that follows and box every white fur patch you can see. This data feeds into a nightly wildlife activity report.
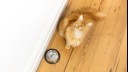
[74,29,82,38]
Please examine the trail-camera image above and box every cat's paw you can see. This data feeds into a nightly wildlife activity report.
[65,45,71,49]
[72,41,80,47]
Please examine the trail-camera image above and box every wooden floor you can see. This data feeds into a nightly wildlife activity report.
[37,0,127,72]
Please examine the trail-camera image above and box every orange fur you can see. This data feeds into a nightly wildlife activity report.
[59,7,106,49]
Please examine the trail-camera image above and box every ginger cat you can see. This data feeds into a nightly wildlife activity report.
[59,7,106,49]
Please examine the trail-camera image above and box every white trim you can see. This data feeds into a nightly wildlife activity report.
[23,0,68,72]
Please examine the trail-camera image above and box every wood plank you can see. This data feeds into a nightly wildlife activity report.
[98,0,127,71]
[111,1,127,72]
[89,0,126,71]
[113,28,127,72]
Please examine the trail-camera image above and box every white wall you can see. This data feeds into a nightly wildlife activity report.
[0,0,67,72]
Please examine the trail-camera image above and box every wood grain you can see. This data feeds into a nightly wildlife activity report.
[37,0,127,72]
